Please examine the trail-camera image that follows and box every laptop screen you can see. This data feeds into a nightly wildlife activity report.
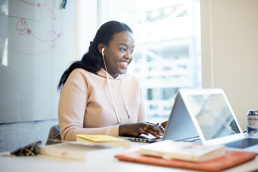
[182,93,240,141]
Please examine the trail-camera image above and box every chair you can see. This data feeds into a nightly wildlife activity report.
[46,125,62,145]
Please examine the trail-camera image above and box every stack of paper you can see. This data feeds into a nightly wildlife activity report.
[140,140,225,162]
[39,142,123,161]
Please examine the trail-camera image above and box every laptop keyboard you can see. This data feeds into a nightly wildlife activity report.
[225,138,258,149]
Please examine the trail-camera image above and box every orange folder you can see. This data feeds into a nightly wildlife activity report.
[115,150,257,172]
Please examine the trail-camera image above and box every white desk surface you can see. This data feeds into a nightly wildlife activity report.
[0,142,258,172]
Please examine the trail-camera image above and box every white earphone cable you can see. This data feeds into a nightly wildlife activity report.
[102,48,131,123]
[121,74,131,119]
[102,49,121,124]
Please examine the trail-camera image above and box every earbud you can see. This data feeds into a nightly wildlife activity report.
[102,48,104,56]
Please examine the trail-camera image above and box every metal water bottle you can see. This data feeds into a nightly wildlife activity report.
[247,110,258,136]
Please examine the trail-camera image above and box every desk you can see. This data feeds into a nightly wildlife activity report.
[0,142,258,172]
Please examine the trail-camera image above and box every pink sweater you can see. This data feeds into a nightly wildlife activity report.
[58,68,146,141]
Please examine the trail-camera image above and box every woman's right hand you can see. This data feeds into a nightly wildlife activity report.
[119,122,163,138]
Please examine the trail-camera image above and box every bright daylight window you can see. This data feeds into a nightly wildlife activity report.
[102,0,201,122]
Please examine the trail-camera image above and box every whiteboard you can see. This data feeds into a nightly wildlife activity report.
[0,0,77,123]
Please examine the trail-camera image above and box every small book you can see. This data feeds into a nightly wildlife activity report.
[76,134,131,148]
[39,142,123,161]
[140,140,225,162]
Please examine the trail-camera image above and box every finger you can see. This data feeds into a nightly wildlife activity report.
[159,125,165,133]
[145,128,161,138]
[139,128,149,136]
[144,126,163,138]
[142,122,163,137]
[141,124,160,137]
[147,123,163,136]
[156,122,165,133]
[162,121,167,128]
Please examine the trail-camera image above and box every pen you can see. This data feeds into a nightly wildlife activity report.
[63,0,67,9]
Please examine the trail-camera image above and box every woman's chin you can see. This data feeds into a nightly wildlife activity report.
[119,68,127,74]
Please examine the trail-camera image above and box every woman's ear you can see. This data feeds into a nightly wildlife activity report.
[98,43,105,55]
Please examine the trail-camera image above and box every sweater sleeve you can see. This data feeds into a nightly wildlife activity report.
[58,69,119,141]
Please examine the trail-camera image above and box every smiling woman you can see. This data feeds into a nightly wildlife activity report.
[57,21,167,142]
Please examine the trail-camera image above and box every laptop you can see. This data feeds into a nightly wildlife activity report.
[121,88,258,152]
[120,88,208,143]
[165,88,258,153]
[119,89,202,143]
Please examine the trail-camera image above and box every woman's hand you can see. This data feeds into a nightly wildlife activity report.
[156,121,168,133]
[119,122,163,138]
[161,121,167,128]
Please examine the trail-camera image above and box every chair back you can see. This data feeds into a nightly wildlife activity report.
[46,125,62,145]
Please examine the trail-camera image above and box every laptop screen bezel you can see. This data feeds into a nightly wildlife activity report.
[180,88,245,145]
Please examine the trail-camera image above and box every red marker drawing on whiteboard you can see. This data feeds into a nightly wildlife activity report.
[20,0,62,20]
[8,18,63,55]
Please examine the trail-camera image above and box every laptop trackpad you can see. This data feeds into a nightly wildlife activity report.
[225,138,258,149]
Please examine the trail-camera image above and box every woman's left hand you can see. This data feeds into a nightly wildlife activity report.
[156,121,167,133]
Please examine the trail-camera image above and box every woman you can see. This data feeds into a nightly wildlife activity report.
[58,20,166,141]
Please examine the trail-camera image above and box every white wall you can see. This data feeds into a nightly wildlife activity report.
[78,0,99,58]
[79,0,114,58]
[201,0,258,130]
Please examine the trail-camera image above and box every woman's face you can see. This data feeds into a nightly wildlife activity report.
[103,31,135,78]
